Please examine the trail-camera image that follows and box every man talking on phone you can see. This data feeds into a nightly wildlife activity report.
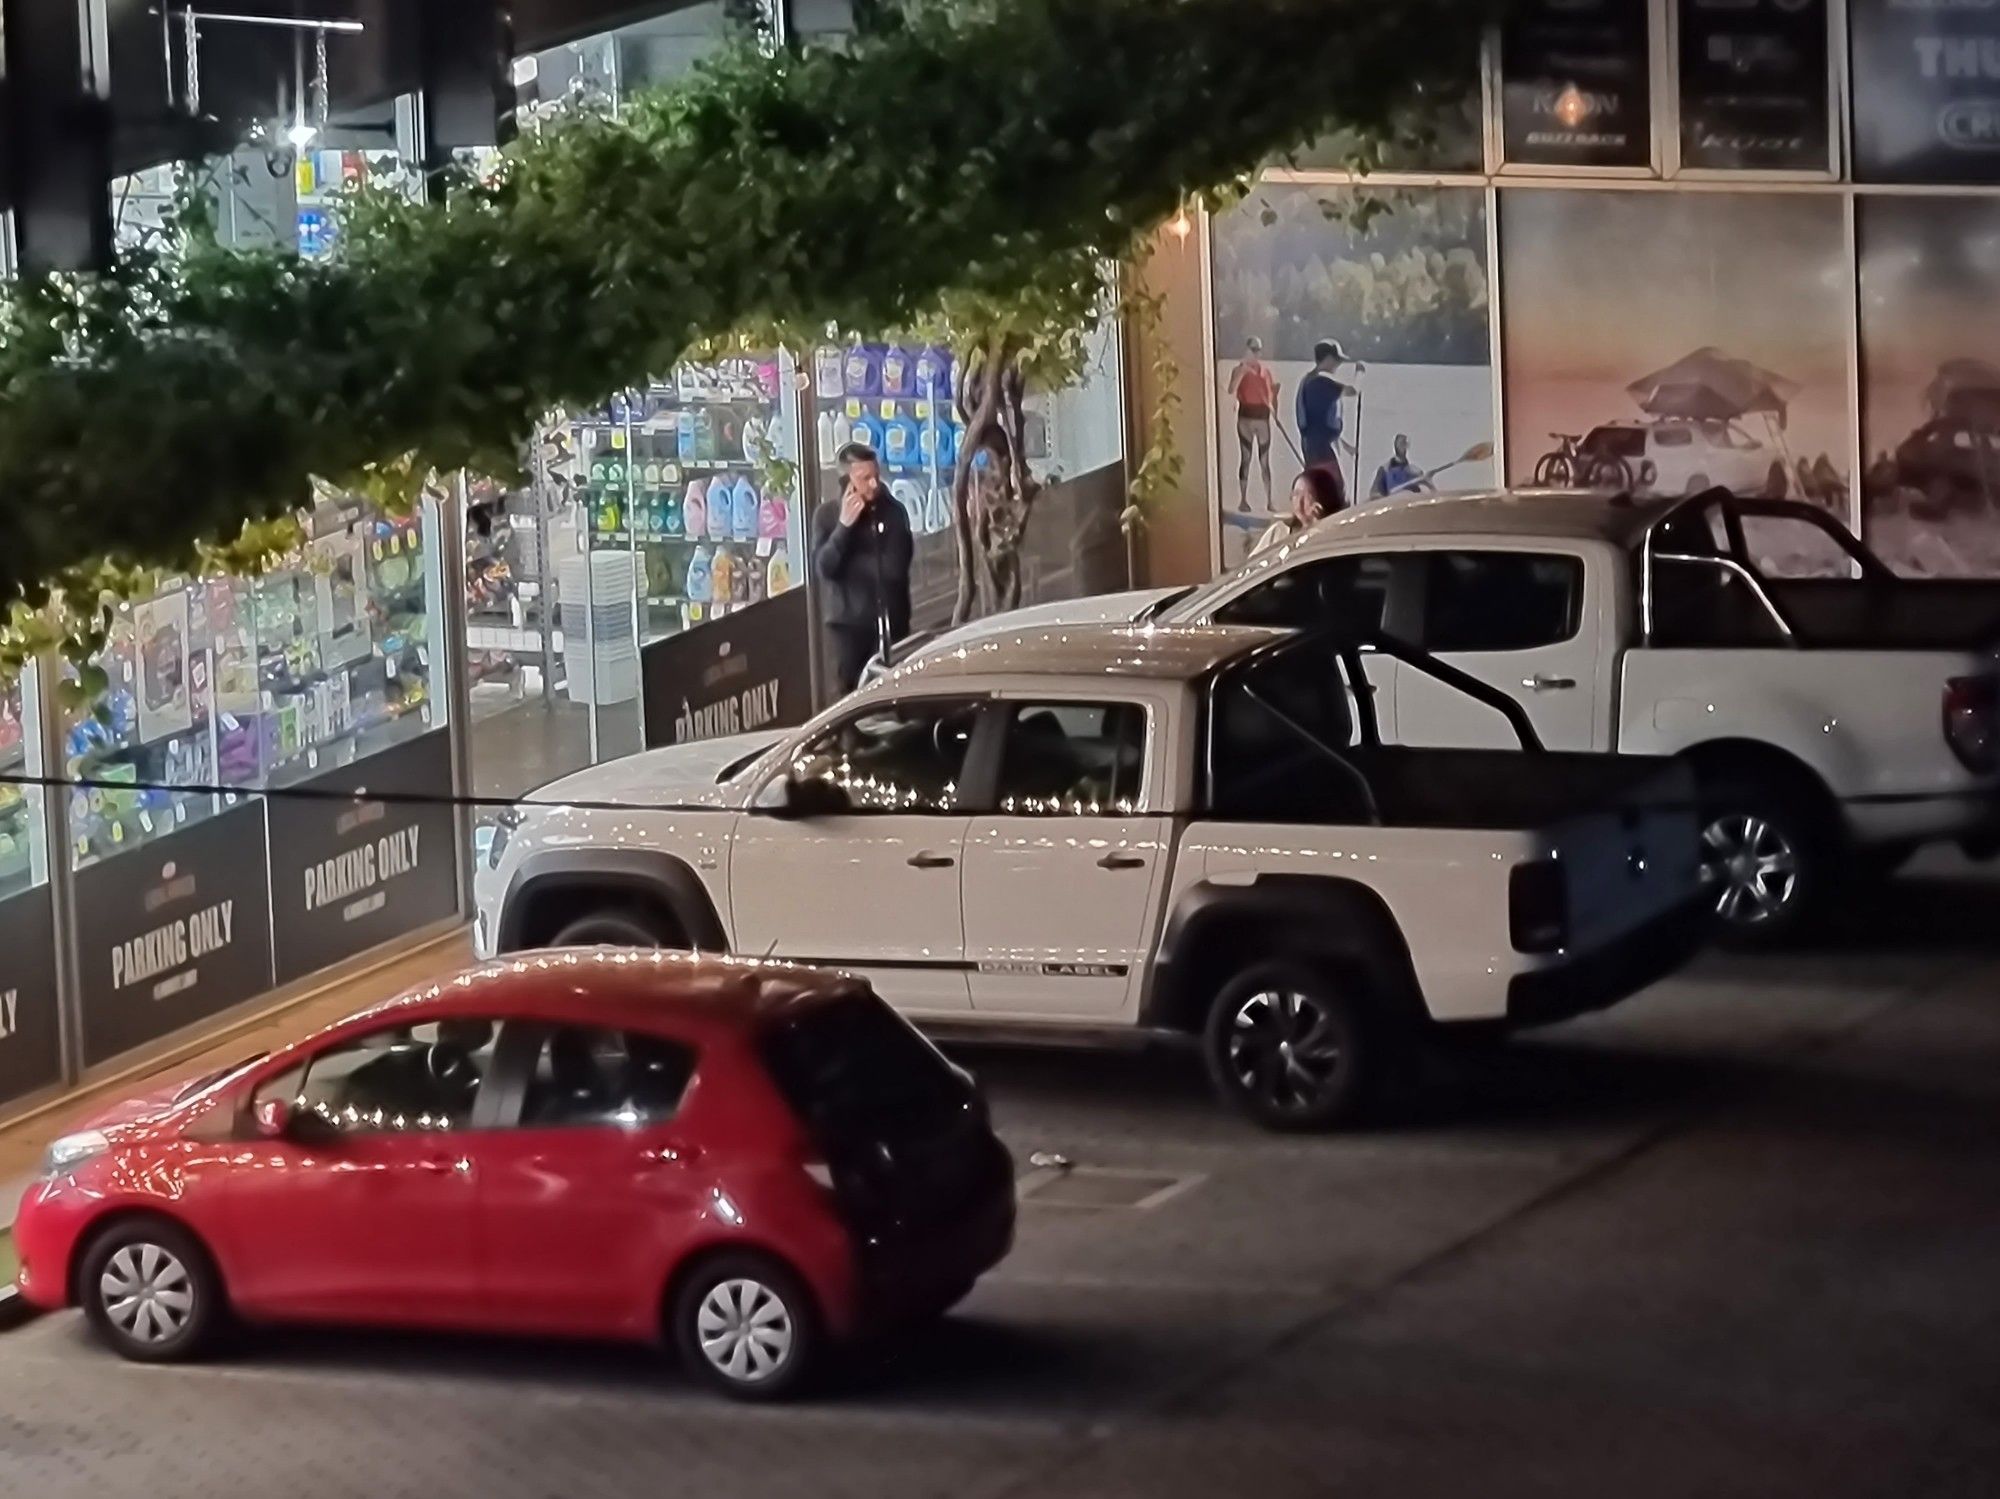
[812,442,915,695]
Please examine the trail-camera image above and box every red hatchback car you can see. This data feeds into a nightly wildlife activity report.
[12,952,1015,1399]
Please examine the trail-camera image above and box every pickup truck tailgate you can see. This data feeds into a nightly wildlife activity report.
[1542,758,1702,950]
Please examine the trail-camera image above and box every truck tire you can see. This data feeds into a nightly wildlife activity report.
[1697,771,1837,948]
[1203,959,1377,1131]
[549,903,683,949]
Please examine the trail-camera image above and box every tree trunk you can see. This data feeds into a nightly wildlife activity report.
[950,336,1007,627]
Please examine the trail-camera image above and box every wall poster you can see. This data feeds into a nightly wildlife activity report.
[1501,0,1656,168]
[1852,0,2000,184]
[1676,0,1832,172]
[1501,188,1853,571]
[1860,195,2000,575]
[1209,185,1496,569]
[132,589,194,744]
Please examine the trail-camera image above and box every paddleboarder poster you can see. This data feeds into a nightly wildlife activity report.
[1208,184,1497,568]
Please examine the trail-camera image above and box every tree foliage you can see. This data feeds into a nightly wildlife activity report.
[0,0,1494,674]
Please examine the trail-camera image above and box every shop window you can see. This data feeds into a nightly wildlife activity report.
[1500,0,1657,171]
[1674,0,1833,175]
[1209,184,1496,569]
[0,665,61,1113]
[1851,0,2000,184]
[65,580,222,870]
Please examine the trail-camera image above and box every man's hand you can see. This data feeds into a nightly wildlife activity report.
[839,487,868,527]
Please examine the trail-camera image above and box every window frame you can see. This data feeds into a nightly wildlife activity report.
[486,1019,700,1133]
[245,1014,512,1138]
[1412,547,1590,655]
[1208,550,1415,640]
[751,691,1000,818]
[984,696,1157,817]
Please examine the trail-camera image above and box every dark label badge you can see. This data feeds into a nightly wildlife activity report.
[77,802,275,1069]
[642,587,814,749]
[1502,0,1656,168]
[1677,0,1831,171]
[266,730,461,986]
[0,884,63,1111]
[1853,0,2000,182]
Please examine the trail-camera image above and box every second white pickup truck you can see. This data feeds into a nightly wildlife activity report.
[887,489,2000,944]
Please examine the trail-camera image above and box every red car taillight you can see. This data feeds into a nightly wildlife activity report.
[1510,858,1569,954]
[1943,676,2000,775]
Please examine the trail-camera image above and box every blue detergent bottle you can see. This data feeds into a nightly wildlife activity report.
[731,476,759,541]
[685,545,713,605]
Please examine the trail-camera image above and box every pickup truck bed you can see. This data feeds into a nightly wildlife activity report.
[1351,748,1690,831]
[1767,579,2000,651]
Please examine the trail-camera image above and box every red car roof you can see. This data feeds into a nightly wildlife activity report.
[335,950,865,1044]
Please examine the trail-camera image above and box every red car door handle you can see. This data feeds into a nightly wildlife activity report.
[418,1157,472,1176]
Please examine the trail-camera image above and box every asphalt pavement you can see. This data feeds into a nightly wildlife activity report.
[3,856,1998,1498]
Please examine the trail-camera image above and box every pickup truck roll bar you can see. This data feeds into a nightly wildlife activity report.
[1636,487,1890,648]
[1205,625,1547,828]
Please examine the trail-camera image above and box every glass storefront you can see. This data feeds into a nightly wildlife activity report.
[0,667,60,1114]
[0,0,1130,1115]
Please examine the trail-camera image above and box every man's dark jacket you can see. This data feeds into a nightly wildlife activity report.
[811,492,915,645]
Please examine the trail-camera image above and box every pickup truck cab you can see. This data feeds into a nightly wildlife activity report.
[477,623,1704,1129]
[894,490,2000,944]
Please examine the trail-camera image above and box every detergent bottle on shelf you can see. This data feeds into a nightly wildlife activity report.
[765,552,793,595]
[685,545,713,605]
[706,479,731,540]
[710,546,736,606]
[730,476,759,541]
[816,410,838,461]
[682,479,708,541]
[660,484,684,537]
[758,489,790,541]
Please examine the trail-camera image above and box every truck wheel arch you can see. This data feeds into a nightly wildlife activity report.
[499,850,729,954]
[1679,739,1845,836]
[1144,876,1426,1035]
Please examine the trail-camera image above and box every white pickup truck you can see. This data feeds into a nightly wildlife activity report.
[887,490,2000,944]
[477,622,1704,1129]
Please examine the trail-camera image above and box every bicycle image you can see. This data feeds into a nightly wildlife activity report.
[1532,433,1633,491]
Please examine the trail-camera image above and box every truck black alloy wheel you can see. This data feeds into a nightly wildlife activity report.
[1205,961,1372,1131]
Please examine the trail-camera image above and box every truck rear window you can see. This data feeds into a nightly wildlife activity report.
[760,994,971,1149]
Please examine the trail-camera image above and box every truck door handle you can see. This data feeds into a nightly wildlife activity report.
[1097,852,1147,870]
[907,851,956,869]
[1523,674,1576,691]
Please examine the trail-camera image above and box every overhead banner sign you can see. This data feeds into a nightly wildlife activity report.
[77,802,275,1068]
[1502,0,1656,168]
[642,587,813,749]
[266,729,462,986]
[1677,0,1832,172]
[1853,0,2000,182]
[0,885,62,1111]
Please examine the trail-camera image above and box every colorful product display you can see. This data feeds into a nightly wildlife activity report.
[577,357,805,636]
[814,342,964,536]
[65,504,439,869]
